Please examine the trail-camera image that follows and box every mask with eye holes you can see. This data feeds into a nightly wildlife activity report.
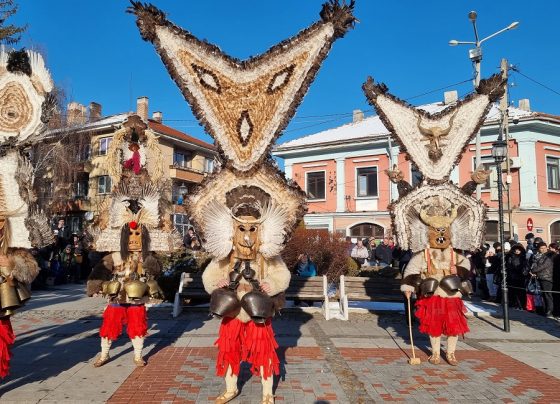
[128,221,142,252]
[232,216,260,260]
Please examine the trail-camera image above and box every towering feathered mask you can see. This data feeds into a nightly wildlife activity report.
[129,1,356,259]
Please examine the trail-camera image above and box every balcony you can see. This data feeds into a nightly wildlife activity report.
[169,163,205,183]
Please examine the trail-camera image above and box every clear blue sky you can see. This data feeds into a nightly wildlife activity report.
[14,0,560,145]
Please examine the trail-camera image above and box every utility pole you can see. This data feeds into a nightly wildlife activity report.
[499,58,514,239]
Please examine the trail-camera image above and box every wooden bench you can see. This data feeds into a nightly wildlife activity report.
[172,272,209,318]
[339,275,403,320]
[284,275,333,319]
[173,273,332,319]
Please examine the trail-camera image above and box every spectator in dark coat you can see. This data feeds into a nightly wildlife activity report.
[548,243,560,317]
[529,242,554,318]
[505,244,527,309]
[375,237,393,268]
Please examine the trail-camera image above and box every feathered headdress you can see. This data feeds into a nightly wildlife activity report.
[363,76,502,251]
[91,116,182,253]
[130,1,355,259]
[0,48,55,249]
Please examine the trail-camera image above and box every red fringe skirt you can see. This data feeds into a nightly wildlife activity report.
[99,304,148,340]
[415,295,469,337]
[0,317,14,378]
[215,317,280,380]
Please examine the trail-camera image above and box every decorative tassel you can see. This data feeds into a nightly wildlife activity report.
[0,317,15,378]
[242,319,280,379]
[415,295,469,337]
[99,305,127,340]
[126,305,148,339]
[215,317,243,377]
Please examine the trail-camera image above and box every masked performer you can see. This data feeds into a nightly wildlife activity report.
[0,48,56,378]
[129,1,355,401]
[364,74,504,366]
[87,116,182,367]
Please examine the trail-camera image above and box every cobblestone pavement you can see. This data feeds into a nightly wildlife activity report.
[0,284,559,403]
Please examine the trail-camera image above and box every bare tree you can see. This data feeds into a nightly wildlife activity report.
[0,1,26,45]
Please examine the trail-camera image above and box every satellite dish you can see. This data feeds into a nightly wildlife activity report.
[84,211,94,221]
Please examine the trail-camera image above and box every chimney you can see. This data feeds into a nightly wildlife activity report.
[518,98,531,112]
[136,96,148,122]
[66,102,87,125]
[352,109,364,123]
[89,102,102,122]
[152,111,163,123]
[444,90,458,105]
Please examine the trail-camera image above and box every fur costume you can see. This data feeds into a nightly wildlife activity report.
[0,48,54,378]
[363,75,504,365]
[86,115,179,368]
[129,1,355,401]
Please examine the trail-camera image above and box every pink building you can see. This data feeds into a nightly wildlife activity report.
[273,94,560,245]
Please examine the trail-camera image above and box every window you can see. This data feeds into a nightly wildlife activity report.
[172,183,189,204]
[173,214,190,237]
[306,171,325,200]
[204,157,214,173]
[484,220,511,243]
[173,150,192,168]
[550,221,560,243]
[74,181,89,198]
[411,164,422,187]
[98,137,112,156]
[547,156,560,191]
[350,223,385,238]
[356,167,378,197]
[78,144,91,161]
[97,175,112,194]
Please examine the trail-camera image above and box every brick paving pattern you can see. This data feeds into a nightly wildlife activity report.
[110,345,560,403]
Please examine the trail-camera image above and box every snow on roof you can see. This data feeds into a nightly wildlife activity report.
[46,113,130,136]
[275,102,534,151]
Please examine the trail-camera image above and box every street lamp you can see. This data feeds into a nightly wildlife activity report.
[491,138,510,332]
[450,11,519,199]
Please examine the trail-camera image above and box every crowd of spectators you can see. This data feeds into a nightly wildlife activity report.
[469,232,559,319]
[32,218,93,288]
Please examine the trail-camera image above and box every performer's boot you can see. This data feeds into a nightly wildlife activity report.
[446,336,459,366]
[93,337,112,367]
[215,365,239,404]
[131,336,146,366]
[428,336,441,365]
[261,365,274,404]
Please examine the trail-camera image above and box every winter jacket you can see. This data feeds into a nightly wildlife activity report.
[505,252,527,284]
[375,244,393,265]
[530,252,553,282]
[297,261,317,277]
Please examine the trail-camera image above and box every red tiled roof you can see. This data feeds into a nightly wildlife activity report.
[148,119,215,151]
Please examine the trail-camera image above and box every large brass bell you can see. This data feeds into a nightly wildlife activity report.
[0,308,15,318]
[241,290,273,324]
[101,281,110,296]
[419,278,439,297]
[439,275,462,295]
[15,282,31,304]
[146,279,162,298]
[125,279,148,299]
[459,279,474,296]
[106,280,121,296]
[210,288,241,318]
[0,279,22,310]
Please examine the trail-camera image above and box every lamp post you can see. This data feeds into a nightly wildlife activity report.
[450,12,519,199]
[491,138,510,332]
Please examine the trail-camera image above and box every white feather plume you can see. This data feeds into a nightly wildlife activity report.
[259,202,289,258]
[200,199,233,260]
[108,194,133,228]
[137,185,160,228]
[27,49,53,92]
